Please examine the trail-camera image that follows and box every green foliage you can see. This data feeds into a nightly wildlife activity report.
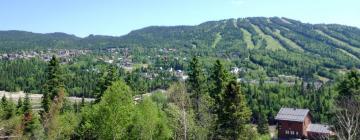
[209,60,232,116]
[0,95,15,120]
[1,17,356,138]
[337,69,360,101]
[23,112,45,140]
[77,81,135,139]
[0,58,46,92]
[187,57,215,139]
[45,55,64,99]
[129,97,172,139]
[22,93,31,114]
[95,65,120,102]
[165,82,198,139]
[257,108,269,135]
[187,56,207,117]
[16,98,23,114]
[215,80,252,139]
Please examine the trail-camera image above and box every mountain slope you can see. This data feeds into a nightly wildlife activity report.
[1,17,360,78]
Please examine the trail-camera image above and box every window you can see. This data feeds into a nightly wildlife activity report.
[290,131,294,135]
[285,130,289,134]
[296,131,299,135]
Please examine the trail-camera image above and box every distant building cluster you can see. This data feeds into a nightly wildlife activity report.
[0,49,90,62]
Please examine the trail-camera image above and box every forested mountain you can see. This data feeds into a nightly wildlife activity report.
[1,17,360,139]
[1,17,360,78]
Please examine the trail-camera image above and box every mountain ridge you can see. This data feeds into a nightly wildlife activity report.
[1,17,360,76]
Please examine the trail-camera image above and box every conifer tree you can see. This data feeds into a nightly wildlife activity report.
[187,57,214,139]
[1,95,6,106]
[95,65,119,103]
[23,93,31,114]
[215,80,251,139]
[209,60,230,114]
[1,95,15,120]
[46,55,64,99]
[187,56,206,117]
[257,107,269,135]
[42,55,63,113]
[23,93,34,136]
[17,98,23,110]
[41,92,51,113]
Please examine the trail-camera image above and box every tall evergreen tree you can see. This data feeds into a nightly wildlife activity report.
[187,56,206,117]
[1,95,15,120]
[41,91,51,113]
[46,55,64,99]
[1,95,6,106]
[95,65,119,103]
[23,92,34,136]
[16,97,23,114]
[17,98,23,109]
[42,55,63,113]
[215,80,252,139]
[23,93,31,114]
[209,60,231,113]
[187,57,215,139]
[257,107,269,135]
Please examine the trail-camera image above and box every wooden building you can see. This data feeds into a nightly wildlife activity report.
[275,108,333,140]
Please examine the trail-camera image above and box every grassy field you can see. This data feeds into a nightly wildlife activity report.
[316,30,360,60]
[211,32,222,48]
[241,28,255,49]
[273,29,304,51]
[251,24,286,51]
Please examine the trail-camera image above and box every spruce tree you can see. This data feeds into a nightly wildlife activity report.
[23,93,31,114]
[41,92,51,113]
[216,80,251,139]
[1,95,15,120]
[17,97,23,110]
[257,107,269,135]
[95,65,119,103]
[46,55,64,99]
[21,94,44,139]
[23,92,34,135]
[187,57,214,139]
[209,60,230,114]
[187,56,206,117]
[16,97,23,114]
[42,55,64,113]
[1,95,6,106]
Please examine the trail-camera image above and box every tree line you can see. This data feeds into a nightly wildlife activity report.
[1,55,359,139]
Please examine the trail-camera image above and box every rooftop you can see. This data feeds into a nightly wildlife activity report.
[275,108,310,122]
[307,124,332,134]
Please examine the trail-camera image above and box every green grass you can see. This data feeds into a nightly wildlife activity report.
[251,24,286,51]
[241,28,255,49]
[258,134,271,140]
[315,30,360,59]
[273,29,304,51]
[211,32,222,48]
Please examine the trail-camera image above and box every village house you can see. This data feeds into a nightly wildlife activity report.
[275,108,333,140]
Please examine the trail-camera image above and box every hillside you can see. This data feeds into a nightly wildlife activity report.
[1,17,360,79]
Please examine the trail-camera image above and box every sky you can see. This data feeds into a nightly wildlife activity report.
[0,0,359,37]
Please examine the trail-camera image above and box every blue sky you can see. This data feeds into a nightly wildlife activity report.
[0,0,359,37]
